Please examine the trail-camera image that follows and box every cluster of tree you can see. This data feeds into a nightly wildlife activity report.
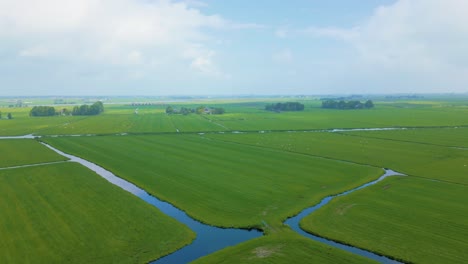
[321,100,374,109]
[265,102,305,112]
[72,101,104,116]
[30,106,56,116]
[166,105,225,115]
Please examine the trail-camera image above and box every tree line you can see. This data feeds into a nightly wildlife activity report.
[30,101,104,117]
[321,100,374,110]
[265,102,305,112]
[166,106,225,115]
[30,106,57,116]
[72,101,104,116]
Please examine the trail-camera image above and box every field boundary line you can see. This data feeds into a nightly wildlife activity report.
[203,135,384,169]
[0,160,69,171]
[336,132,468,149]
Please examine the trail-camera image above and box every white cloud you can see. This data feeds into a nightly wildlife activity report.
[0,0,227,76]
[303,0,468,92]
[190,52,215,73]
[181,0,208,8]
[354,0,468,70]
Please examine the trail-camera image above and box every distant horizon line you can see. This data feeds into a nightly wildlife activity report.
[1,92,467,98]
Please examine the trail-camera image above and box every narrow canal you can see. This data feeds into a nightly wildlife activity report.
[42,142,403,263]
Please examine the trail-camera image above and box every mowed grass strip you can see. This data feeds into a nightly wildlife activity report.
[169,114,227,132]
[42,135,383,229]
[193,227,376,264]
[206,132,468,184]
[0,162,195,264]
[0,139,67,167]
[301,176,468,264]
[342,127,468,148]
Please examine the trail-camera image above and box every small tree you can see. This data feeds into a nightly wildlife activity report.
[364,100,374,108]
[196,106,205,114]
[212,107,225,114]
[7,113,12,119]
[165,106,174,114]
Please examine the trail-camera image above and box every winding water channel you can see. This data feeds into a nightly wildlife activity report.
[285,169,404,264]
[41,143,261,264]
[39,142,404,263]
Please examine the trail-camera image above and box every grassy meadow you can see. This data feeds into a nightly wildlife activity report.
[193,227,376,264]
[342,127,468,148]
[1,98,468,136]
[301,176,468,263]
[42,134,383,229]
[1,96,468,263]
[0,162,195,263]
[205,131,468,184]
[0,139,67,167]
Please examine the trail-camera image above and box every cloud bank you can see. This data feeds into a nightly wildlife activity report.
[1,0,467,95]
[0,0,226,76]
[301,0,468,93]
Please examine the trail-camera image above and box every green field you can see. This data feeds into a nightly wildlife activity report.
[0,139,67,167]
[193,228,376,264]
[301,176,468,263]
[2,96,468,263]
[205,132,468,184]
[2,98,468,136]
[0,162,194,263]
[42,134,383,229]
[342,127,468,148]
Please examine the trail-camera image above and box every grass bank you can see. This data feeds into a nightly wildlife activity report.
[0,162,195,263]
[301,176,468,263]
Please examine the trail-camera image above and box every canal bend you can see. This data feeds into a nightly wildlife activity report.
[40,142,402,263]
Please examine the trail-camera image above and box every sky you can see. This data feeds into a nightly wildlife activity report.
[1,0,468,96]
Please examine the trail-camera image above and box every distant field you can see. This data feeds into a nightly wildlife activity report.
[1,98,468,136]
[206,132,468,184]
[0,139,66,167]
[169,114,226,132]
[342,127,468,148]
[0,162,194,263]
[301,176,468,263]
[3,96,468,263]
[193,228,376,264]
[42,134,383,229]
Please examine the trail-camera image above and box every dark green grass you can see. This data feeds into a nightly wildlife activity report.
[301,176,468,264]
[0,162,195,263]
[206,132,468,184]
[0,139,67,167]
[193,227,376,264]
[42,135,383,229]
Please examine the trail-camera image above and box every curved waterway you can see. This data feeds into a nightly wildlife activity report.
[41,143,261,263]
[285,169,404,264]
[41,141,405,263]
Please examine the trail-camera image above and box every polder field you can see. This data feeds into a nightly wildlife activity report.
[0,140,194,263]
[1,96,468,263]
